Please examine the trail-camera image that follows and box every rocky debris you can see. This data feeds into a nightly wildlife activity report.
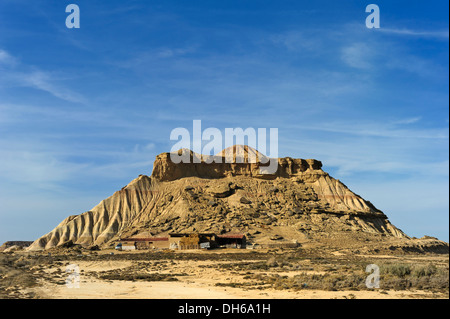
[207,182,234,198]
[3,245,22,253]
[266,257,278,267]
[60,240,76,248]
[270,235,284,241]
[386,238,449,254]
[207,200,218,207]
[269,187,279,193]
[240,197,252,204]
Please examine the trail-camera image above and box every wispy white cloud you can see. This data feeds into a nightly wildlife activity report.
[0,49,85,103]
[156,47,197,59]
[392,117,422,125]
[288,120,448,140]
[268,30,321,52]
[341,42,374,69]
[0,145,86,191]
[281,130,449,178]
[379,28,449,40]
[21,71,86,103]
[0,137,159,192]
[0,49,17,66]
[384,53,446,78]
[340,39,446,79]
[114,45,198,69]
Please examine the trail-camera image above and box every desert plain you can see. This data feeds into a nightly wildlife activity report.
[1,243,448,299]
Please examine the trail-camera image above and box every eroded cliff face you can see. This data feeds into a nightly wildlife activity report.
[150,150,324,181]
[29,146,413,251]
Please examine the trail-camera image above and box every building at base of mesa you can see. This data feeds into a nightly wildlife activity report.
[115,232,246,251]
[168,233,218,250]
[216,233,246,248]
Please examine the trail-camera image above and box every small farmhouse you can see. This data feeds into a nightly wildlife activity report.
[115,232,245,251]
[216,233,246,248]
[168,233,217,250]
[116,237,169,250]
[115,241,136,251]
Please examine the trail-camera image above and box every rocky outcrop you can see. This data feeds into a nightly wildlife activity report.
[151,147,323,181]
[29,145,429,251]
[0,241,33,252]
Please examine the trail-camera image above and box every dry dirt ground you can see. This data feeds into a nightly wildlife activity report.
[1,248,448,299]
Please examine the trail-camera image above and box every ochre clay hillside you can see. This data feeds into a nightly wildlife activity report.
[28,146,448,253]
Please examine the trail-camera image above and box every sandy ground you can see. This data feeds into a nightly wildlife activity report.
[27,258,447,299]
[34,279,441,299]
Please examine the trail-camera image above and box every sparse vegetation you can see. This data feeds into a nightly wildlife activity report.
[378,262,449,292]
[98,272,180,282]
[0,248,448,299]
[0,253,41,299]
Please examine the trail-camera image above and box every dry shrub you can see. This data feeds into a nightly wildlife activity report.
[382,264,411,277]
[380,262,448,292]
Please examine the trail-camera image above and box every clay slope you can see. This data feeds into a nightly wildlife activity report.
[28,176,155,250]
[28,146,446,252]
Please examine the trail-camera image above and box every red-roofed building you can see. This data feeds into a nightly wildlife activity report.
[116,232,246,250]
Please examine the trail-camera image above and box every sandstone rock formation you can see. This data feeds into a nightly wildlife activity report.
[27,145,447,252]
[0,241,33,252]
[151,146,323,181]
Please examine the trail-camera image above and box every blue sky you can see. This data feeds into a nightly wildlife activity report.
[0,0,448,243]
